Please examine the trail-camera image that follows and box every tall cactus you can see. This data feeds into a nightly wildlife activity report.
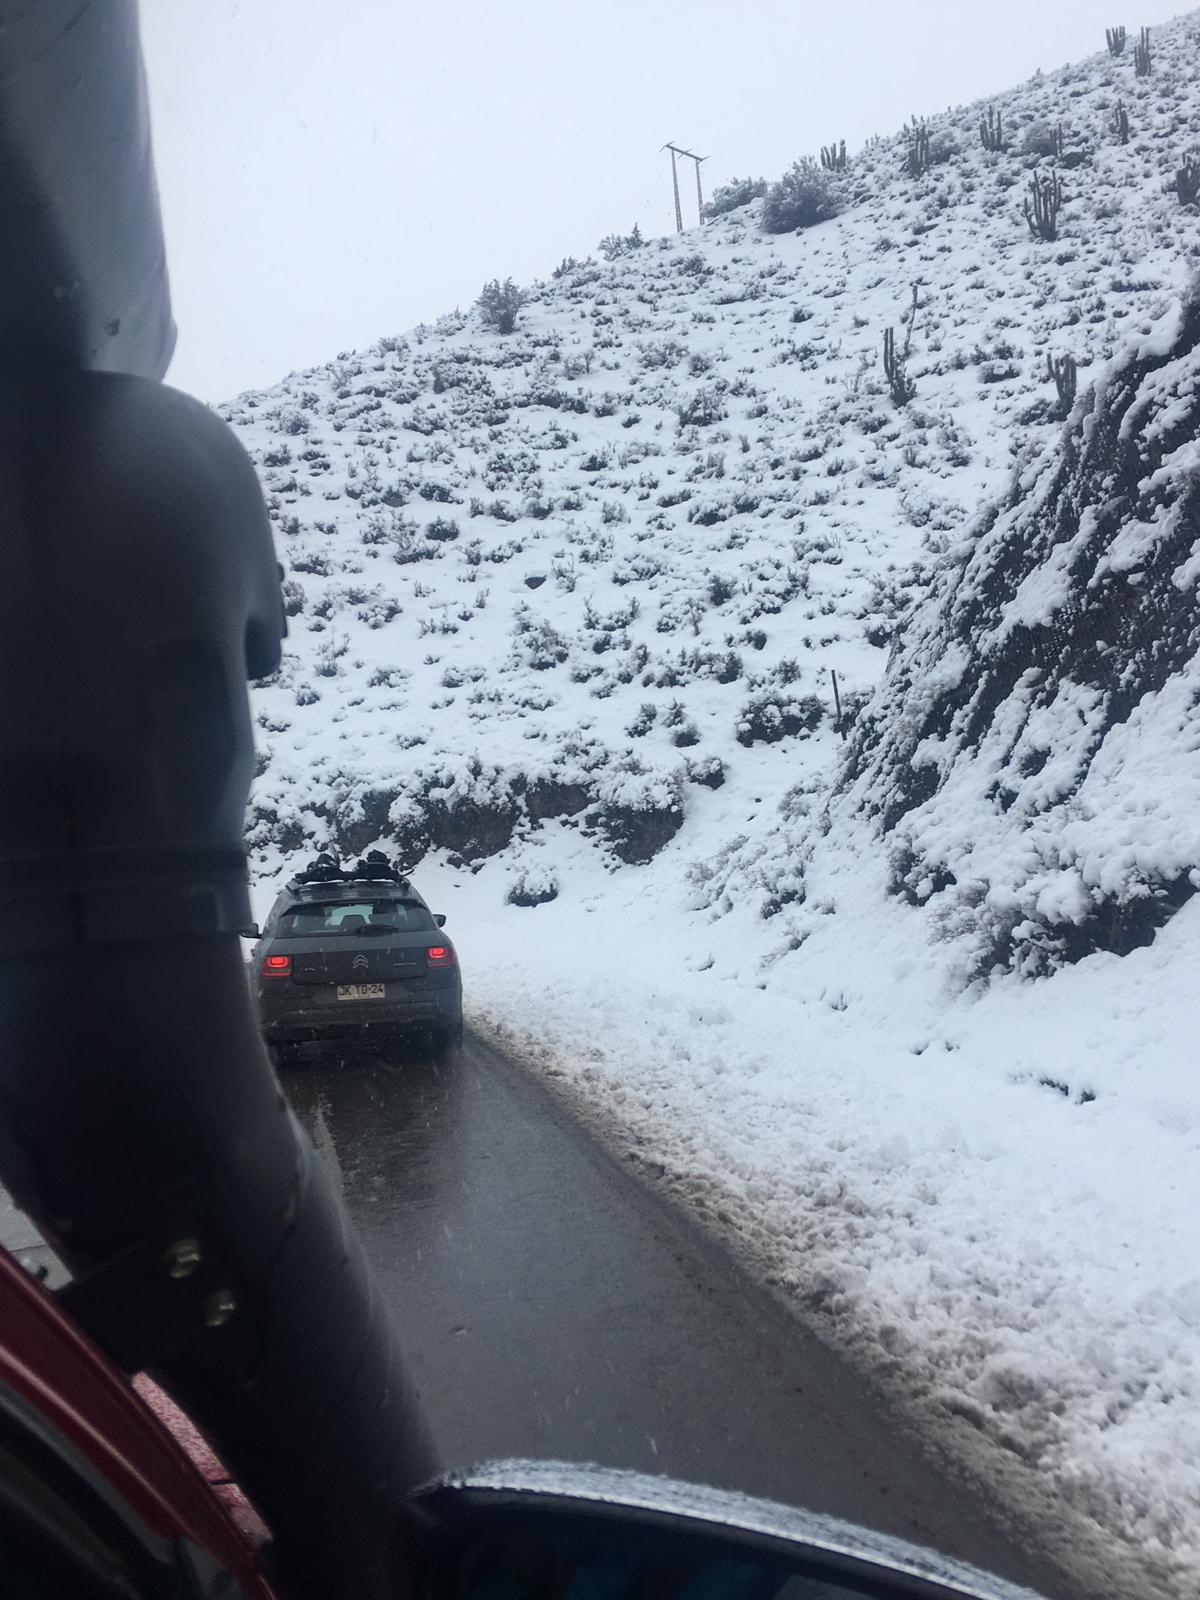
[980,107,1005,152]
[820,140,847,171]
[882,327,916,405]
[1025,173,1064,241]
[905,119,931,178]
[883,288,919,406]
[1046,353,1077,414]
[1106,25,1127,56]
[1134,27,1151,76]
[1175,157,1200,207]
[1112,102,1130,145]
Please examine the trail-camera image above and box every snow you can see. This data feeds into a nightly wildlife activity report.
[381,847,1199,1595]
[228,15,1200,1595]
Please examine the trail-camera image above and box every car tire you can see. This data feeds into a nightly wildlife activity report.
[431,1023,464,1059]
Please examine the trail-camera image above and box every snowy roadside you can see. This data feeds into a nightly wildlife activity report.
[387,839,1200,1599]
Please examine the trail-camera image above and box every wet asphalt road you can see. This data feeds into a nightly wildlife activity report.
[283,1030,1066,1598]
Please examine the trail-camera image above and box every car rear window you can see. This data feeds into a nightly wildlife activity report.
[276,900,434,935]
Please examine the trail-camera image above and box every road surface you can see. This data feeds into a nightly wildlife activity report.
[282,1029,1071,1598]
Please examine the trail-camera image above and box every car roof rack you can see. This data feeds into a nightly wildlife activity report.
[286,850,412,891]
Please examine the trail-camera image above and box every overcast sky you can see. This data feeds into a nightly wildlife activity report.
[141,1,1186,401]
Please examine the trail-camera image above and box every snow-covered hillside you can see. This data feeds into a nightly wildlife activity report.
[229,16,1199,1598]
[231,16,1199,912]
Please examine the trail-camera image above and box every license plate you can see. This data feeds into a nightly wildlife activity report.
[336,983,386,1001]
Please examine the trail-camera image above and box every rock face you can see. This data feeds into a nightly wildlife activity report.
[842,288,1200,975]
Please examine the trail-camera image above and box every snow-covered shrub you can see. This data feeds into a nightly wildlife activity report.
[663,700,700,747]
[291,551,334,577]
[761,861,806,919]
[506,861,559,907]
[380,794,430,865]
[637,338,687,370]
[511,607,570,671]
[688,496,728,526]
[356,598,400,627]
[477,278,527,335]
[626,703,657,738]
[685,755,726,789]
[314,635,348,678]
[592,763,685,864]
[702,176,767,219]
[761,160,840,233]
[735,690,824,746]
[247,796,310,854]
[676,387,727,428]
[597,224,644,261]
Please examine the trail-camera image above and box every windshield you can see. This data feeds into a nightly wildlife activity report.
[276,900,433,936]
[130,8,1200,1600]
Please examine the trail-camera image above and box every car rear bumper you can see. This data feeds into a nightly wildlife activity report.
[257,985,461,1043]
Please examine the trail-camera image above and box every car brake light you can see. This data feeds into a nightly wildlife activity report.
[426,945,454,967]
[262,954,292,977]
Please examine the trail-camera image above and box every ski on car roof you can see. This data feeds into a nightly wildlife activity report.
[285,851,414,892]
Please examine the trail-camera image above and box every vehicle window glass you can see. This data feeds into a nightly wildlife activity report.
[0,1470,152,1600]
[276,900,433,935]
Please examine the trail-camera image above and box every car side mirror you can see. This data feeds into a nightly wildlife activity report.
[240,924,261,939]
[435,914,446,927]
[406,1464,1042,1600]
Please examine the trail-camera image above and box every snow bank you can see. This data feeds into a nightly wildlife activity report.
[408,844,1200,1600]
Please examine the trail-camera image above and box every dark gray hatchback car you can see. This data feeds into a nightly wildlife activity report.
[251,854,463,1063]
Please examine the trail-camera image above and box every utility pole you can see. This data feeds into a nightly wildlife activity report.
[663,143,706,229]
[662,142,710,228]
[663,142,683,233]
